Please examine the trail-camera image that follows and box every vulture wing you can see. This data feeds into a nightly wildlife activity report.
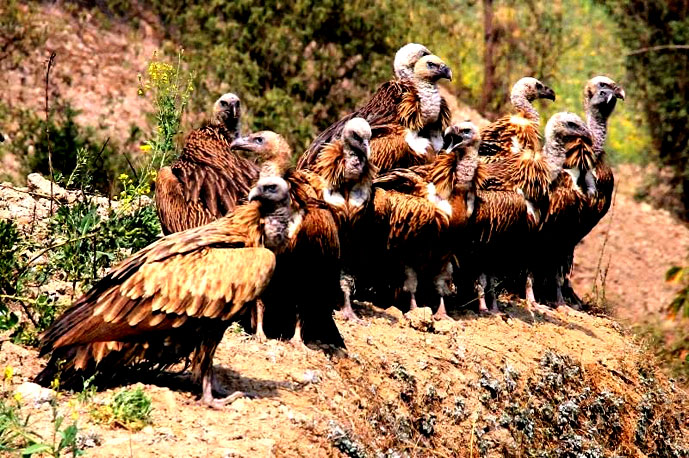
[298,80,413,169]
[155,126,260,235]
[478,115,540,159]
[40,205,271,355]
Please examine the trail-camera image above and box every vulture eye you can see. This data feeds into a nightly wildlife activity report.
[254,137,264,145]
[352,133,362,143]
[427,61,437,69]
[535,82,543,90]
[220,100,229,107]
[566,121,578,129]
[461,128,472,135]
[263,184,278,193]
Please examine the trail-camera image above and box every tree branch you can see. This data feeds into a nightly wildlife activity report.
[627,44,689,56]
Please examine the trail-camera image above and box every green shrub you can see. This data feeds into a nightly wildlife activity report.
[93,386,152,431]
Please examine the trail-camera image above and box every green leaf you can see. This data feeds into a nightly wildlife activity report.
[21,443,52,456]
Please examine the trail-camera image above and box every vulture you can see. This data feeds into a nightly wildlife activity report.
[469,112,589,313]
[155,93,260,235]
[373,122,481,318]
[230,131,344,347]
[309,117,376,321]
[479,77,556,161]
[35,176,297,407]
[299,52,452,172]
[545,76,625,305]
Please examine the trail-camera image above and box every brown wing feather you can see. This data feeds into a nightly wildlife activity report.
[40,203,266,354]
[298,80,414,169]
[156,125,260,235]
[369,124,432,172]
[478,114,541,159]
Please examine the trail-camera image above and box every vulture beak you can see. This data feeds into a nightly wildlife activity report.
[541,86,556,101]
[615,86,626,101]
[248,186,260,202]
[230,137,252,152]
[363,139,371,158]
[440,64,452,81]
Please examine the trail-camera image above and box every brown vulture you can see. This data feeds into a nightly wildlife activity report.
[35,176,297,407]
[478,77,555,160]
[543,76,625,305]
[155,92,260,235]
[298,43,431,168]
[469,112,589,313]
[299,53,452,172]
[308,117,375,321]
[372,122,481,319]
[230,132,344,347]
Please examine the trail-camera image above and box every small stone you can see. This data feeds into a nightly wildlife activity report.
[434,319,455,335]
[384,306,405,323]
[27,173,69,201]
[406,307,434,332]
[15,382,55,405]
[302,370,321,384]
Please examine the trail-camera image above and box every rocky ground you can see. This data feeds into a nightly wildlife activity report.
[1,166,689,456]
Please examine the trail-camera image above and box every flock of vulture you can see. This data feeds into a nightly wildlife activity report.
[35,43,625,407]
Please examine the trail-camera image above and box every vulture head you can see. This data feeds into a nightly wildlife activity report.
[545,112,592,177]
[394,43,431,80]
[584,76,625,120]
[512,77,556,103]
[231,131,293,175]
[341,117,372,182]
[443,121,480,152]
[213,93,241,136]
[249,176,291,211]
[414,55,452,83]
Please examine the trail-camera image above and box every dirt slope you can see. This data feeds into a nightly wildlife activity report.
[2,302,688,457]
[571,164,689,322]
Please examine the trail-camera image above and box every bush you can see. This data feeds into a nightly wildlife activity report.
[92,386,152,431]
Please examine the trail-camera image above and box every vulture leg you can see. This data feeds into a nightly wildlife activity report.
[404,266,419,311]
[488,276,500,313]
[339,272,361,322]
[290,314,308,350]
[434,297,451,321]
[525,272,537,304]
[476,273,489,314]
[433,262,453,320]
[254,299,267,342]
[555,272,567,307]
[195,326,248,408]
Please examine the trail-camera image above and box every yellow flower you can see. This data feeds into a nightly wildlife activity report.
[13,392,22,403]
[50,377,60,391]
[4,366,13,383]
[118,173,129,182]
[139,144,152,152]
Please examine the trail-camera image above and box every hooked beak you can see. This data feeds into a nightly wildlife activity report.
[440,64,452,81]
[230,136,252,152]
[248,186,260,202]
[615,86,626,101]
[541,86,556,101]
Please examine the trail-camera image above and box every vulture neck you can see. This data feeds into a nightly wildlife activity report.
[586,107,609,157]
[262,205,294,252]
[511,92,539,123]
[454,148,479,192]
[412,78,442,125]
[543,139,567,182]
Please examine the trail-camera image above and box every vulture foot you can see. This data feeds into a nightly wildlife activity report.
[202,371,252,408]
[433,298,453,321]
[338,305,363,323]
[254,300,267,342]
[202,390,250,409]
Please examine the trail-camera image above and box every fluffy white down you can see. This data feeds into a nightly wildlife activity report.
[406,130,432,155]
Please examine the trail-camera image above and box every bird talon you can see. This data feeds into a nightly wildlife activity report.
[202,390,250,408]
